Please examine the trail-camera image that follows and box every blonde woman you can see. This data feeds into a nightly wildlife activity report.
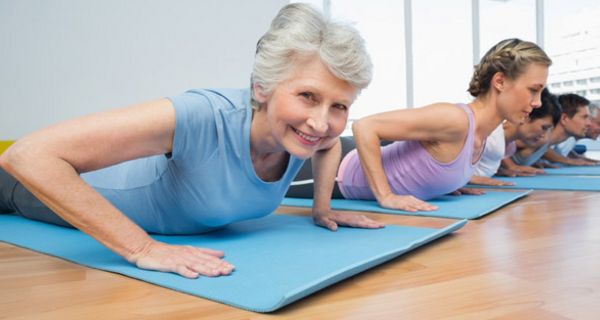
[288,38,551,212]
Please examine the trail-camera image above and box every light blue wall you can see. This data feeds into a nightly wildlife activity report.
[0,0,288,139]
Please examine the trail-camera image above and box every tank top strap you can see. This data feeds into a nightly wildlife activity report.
[456,103,476,145]
[454,103,478,166]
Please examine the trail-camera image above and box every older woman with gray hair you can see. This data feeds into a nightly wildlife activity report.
[0,3,378,279]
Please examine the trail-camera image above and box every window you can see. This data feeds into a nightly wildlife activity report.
[479,0,536,59]
[546,0,600,101]
[330,0,406,120]
[589,88,600,94]
[412,0,472,107]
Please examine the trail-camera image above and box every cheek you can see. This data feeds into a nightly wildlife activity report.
[500,93,520,115]
[271,102,302,124]
[329,113,348,136]
[510,89,529,105]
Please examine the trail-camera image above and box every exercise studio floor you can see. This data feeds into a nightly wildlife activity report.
[1,189,599,319]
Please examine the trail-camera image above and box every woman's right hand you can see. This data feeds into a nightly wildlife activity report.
[469,175,514,186]
[515,165,545,175]
[377,193,438,212]
[131,240,235,279]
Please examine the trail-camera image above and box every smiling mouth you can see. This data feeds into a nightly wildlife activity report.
[293,127,322,145]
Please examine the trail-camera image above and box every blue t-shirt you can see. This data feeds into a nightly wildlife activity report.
[81,88,305,234]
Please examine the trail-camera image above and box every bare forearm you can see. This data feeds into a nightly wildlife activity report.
[311,140,341,212]
[352,121,392,200]
[501,157,520,170]
[542,149,570,165]
[0,146,152,262]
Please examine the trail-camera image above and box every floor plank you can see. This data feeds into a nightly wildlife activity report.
[1,190,599,319]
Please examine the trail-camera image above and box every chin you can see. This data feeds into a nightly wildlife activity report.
[293,151,315,160]
[285,144,317,160]
[507,116,526,125]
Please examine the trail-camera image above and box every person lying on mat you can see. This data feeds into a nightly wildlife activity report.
[542,93,595,165]
[469,88,562,186]
[287,38,551,212]
[550,104,599,164]
[512,93,594,168]
[0,3,382,279]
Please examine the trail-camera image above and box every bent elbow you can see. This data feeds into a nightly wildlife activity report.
[351,118,375,140]
[0,141,31,174]
[351,119,365,136]
[0,144,15,171]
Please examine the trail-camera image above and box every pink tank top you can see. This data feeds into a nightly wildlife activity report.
[337,104,480,201]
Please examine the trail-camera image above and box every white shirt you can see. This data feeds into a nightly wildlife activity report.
[474,124,505,177]
[552,136,576,157]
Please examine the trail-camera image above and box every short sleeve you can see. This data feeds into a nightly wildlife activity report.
[167,90,219,165]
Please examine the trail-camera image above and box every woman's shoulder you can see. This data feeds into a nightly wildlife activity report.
[174,88,251,111]
[418,102,468,114]
[419,102,470,126]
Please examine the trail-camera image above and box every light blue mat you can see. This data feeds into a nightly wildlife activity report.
[472,175,600,191]
[0,214,465,313]
[543,165,600,176]
[282,190,531,220]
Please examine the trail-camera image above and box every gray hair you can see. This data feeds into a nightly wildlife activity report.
[590,103,599,118]
[251,3,372,105]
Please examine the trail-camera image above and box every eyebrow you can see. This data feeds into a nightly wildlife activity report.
[297,85,353,106]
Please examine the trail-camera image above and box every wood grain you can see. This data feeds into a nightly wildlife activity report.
[1,190,599,319]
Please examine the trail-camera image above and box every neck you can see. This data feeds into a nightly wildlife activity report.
[249,108,285,161]
[470,94,505,139]
[550,124,569,144]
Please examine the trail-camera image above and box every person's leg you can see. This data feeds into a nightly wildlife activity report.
[0,168,72,227]
[0,168,16,213]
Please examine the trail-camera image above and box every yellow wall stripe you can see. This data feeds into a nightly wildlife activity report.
[0,141,15,155]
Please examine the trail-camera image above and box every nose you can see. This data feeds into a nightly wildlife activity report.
[306,105,329,134]
[531,92,542,108]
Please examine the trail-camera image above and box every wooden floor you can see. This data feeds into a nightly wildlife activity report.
[1,189,600,319]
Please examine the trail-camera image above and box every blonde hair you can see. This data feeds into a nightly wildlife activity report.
[468,38,552,97]
[251,3,372,105]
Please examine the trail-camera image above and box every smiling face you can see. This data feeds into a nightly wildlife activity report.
[496,63,549,124]
[252,55,357,159]
[518,115,554,147]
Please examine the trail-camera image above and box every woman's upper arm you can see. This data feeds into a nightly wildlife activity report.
[9,98,176,173]
[353,103,469,142]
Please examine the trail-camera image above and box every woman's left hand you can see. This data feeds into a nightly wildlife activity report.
[313,210,384,231]
[450,187,485,196]
[469,175,514,186]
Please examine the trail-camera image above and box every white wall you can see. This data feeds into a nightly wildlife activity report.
[0,0,288,139]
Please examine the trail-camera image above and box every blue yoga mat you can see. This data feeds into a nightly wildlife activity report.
[472,175,600,191]
[0,214,465,313]
[282,190,531,220]
[543,165,600,176]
